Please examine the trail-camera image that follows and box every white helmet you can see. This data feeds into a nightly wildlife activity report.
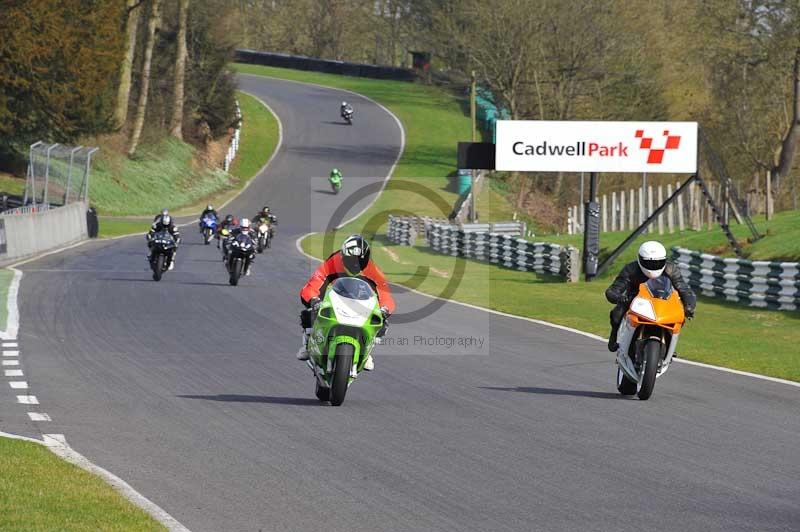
[342,101,347,107]
[240,217,251,229]
[638,241,667,279]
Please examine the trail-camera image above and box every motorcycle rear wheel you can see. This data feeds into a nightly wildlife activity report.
[637,339,661,400]
[315,379,330,402]
[616,367,637,396]
[204,228,212,244]
[330,343,354,406]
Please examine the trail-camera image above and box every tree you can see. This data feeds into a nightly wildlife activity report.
[0,0,124,155]
[114,0,143,129]
[170,0,190,139]
[128,0,162,156]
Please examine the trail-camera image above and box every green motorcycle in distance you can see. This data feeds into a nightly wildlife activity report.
[307,277,383,406]
[329,172,342,194]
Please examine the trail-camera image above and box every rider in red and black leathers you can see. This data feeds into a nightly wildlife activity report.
[300,249,395,313]
[297,235,394,369]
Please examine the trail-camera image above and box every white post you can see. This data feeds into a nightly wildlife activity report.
[567,207,573,235]
[628,189,635,230]
[639,188,647,231]
[647,185,654,234]
[657,184,664,234]
[619,189,627,231]
[611,191,618,231]
[666,183,674,233]
[677,181,685,231]
[602,194,608,233]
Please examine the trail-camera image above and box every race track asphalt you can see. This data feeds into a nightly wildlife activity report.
[4,73,798,532]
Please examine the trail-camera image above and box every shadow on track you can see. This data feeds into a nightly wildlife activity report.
[179,281,233,287]
[321,120,351,126]
[480,386,623,400]
[313,189,339,195]
[178,394,320,405]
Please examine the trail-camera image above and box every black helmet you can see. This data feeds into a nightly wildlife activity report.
[225,214,234,223]
[341,234,370,274]
[262,206,270,214]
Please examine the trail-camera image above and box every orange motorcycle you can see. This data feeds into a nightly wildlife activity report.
[614,276,687,400]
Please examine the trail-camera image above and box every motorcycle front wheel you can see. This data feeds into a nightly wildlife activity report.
[330,343,354,406]
[229,258,242,286]
[152,254,165,281]
[637,339,661,400]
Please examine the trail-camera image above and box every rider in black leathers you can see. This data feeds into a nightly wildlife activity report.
[199,204,218,226]
[605,259,696,352]
[147,213,181,267]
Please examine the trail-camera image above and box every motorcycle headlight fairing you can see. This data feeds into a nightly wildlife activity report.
[630,297,657,321]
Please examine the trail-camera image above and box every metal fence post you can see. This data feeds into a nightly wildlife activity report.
[82,148,99,203]
[43,143,59,207]
[64,146,83,205]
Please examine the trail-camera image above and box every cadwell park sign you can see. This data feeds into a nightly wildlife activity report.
[495,120,698,173]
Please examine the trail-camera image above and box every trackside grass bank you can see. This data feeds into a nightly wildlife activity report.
[0,437,166,531]
[96,90,278,237]
[244,65,800,382]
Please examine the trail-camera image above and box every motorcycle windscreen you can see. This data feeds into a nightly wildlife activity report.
[645,276,673,300]
[329,278,377,327]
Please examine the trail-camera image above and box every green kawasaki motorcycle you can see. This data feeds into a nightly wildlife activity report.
[307,277,384,406]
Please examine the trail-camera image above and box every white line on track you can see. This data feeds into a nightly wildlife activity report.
[0,268,21,340]
[28,412,51,422]
[3,350,19,356]
[41,433,191,531]
[4,369,23,377]
[2,359,19,366]
[17,395,38,404]
[9,381,28,389]
[2,342,18,348]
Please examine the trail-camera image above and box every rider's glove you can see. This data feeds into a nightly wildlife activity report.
[309,297,321,312]
[379,306,391,320]
[685,307,695,320]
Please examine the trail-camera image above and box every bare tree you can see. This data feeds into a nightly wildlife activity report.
[128,0,161,156]
[170,0,189,139]
[114,0,143,129]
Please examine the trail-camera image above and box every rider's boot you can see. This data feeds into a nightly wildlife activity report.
[296,328,311,360]
[363,355,374,371]
[607,326,619,352]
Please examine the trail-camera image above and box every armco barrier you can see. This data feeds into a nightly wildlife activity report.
[426,223,579,281]
[672,247,800,311]
[235,49,416,81]
[0,201,88,265]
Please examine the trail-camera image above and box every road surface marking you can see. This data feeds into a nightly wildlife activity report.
[42,433,191,531]
[9,381,28,389]
[28,412,51,421]
[2,342,18,348]
[0,268,21,340]
[17,395,38,404]
[4,369,23,377]
[2,359,19,366]
[3,350,19,357]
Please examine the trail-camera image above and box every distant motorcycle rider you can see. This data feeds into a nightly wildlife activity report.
[252,206,278,236]
[147,212,181,270]
[605,241,696,352]
[340,101,353,118]
[199,204,218,225]
[297,235,395,371]
[228,218,256,276]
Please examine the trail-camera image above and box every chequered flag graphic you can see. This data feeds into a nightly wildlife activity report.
[635,130,681,164]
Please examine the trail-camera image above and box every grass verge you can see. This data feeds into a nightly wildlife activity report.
[0,437,166,531]
[241,64,800,382]
[95,90,278,238]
